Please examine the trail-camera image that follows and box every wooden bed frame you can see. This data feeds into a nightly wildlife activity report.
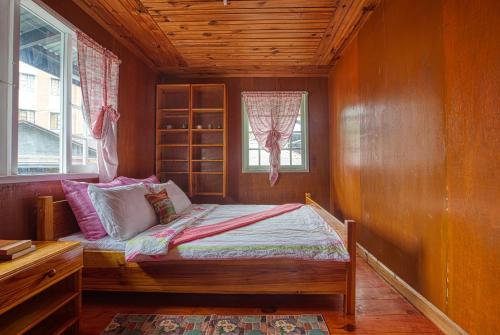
[36,193,356,315]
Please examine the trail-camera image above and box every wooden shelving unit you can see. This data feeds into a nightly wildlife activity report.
[156,83,226,197]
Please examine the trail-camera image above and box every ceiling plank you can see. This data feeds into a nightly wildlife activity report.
[313,0,379,65]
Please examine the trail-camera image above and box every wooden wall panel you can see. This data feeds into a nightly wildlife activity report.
[328,39,361,223]
[358,0,447,309]
[0,0,158,240]
[330,0,499,333]
[443,0,500,333]
[161,77,330,209]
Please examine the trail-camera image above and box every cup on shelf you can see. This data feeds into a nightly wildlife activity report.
[216,124,222,129]
[196,124,203,129]
[166,124,173,129]
[207,123,213,129]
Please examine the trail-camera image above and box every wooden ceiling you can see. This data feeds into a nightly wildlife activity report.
[73,0,378,77]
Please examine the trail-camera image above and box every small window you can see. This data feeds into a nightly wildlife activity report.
[242,92,309,173]
[50,113,60,130]
[19,73,35,92]
[50,78,60,95]
[19,109,36,123]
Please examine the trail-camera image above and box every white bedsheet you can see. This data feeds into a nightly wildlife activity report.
[60,204,349,261]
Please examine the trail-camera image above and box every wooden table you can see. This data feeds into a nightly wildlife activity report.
[0,241,83,334]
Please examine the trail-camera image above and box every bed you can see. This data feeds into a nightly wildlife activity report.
[36,193,356,315]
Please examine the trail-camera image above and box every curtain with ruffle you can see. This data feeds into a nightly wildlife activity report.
[242,91,303,186]
[76,31,121,182]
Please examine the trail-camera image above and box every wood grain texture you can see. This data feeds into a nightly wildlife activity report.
[328,39,361,222]
[330,0,500,333]
[77,255,443,335]
[160,77,331,209]
[64,0,379,76]
[443,0,500,333]
[333,0,448,310]
[0,241,82,313]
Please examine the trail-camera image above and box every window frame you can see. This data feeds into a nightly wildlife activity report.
[241,92,309,173]
[0,0,98,182]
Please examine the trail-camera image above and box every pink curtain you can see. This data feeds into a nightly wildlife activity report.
[76,31,121,182]
[242,91,303,186]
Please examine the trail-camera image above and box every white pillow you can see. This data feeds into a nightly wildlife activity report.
[148,180,191,213]
[88,183,157,241]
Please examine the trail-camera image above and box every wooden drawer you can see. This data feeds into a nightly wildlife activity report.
[0,245,82,314]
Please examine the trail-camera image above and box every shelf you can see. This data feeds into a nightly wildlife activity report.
[0,291,79,335]
[158,172,189,174]
[158,108,189,112]
[161,115,189,118]
[191,144,223,147]
[192,108,224,113]
[191,129,223,132]
[157,129,189,132]
[158,144,189,147]
[191,159,223,162]
[158,159,188,162]
[192,172,223,175]
[193,192,224,196]
[29,315,79,335]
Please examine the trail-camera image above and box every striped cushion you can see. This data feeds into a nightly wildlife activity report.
[144,189,178,224]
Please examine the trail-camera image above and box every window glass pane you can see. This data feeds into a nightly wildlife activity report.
[280,149,291,165]
[293,116,301,131]
[248,150,259,166]
[18,6,63,175]
[248,132,259,149]
[260,150,270,166]
[291,133,301,148]
[71,45,97,167]
[292,149,302,165]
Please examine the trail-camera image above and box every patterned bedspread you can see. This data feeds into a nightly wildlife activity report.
[124,204,350,263]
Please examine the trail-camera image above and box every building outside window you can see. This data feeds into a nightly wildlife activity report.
[19,73,35,92]
[50,112,60,130]
[19,109,36,123]
[50,77,59,95]
[0,0,98,176]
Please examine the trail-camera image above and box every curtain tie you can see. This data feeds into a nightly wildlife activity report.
[92,104,120,138]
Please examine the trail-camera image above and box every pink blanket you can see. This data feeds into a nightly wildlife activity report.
[170,203,304,248]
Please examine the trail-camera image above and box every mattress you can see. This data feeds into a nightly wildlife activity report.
[59,204,350,261]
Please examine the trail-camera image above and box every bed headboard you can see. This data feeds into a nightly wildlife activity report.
[37,196,79,240]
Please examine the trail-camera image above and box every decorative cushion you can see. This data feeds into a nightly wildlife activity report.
[61,179,123,240]
[144,189,178,224]
[88,183,158,241]
[148,180,192,214]
[117,175,159,185]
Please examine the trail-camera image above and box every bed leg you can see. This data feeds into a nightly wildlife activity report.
[345,220,356,316]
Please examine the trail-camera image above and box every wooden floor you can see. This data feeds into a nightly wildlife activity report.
[78,256,442,334]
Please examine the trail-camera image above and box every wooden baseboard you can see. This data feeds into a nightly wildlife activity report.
[356,244,468,335]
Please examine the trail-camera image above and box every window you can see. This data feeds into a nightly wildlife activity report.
[50,112,60,129]
[19,109,35,123]
[19,73,35,92]
[0,0,97,178]
[242,92,309,173]
[50,77,59,95]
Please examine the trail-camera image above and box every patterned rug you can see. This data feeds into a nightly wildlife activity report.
[101,314,330,335]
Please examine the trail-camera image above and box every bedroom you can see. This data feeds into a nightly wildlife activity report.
[0,0,498,334]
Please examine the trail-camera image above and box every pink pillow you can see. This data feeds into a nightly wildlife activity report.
[116,175,159,185]
[61,179,123,240]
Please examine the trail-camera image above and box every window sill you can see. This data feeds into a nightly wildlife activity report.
[242,169,309,174]
[0,173,98,185]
